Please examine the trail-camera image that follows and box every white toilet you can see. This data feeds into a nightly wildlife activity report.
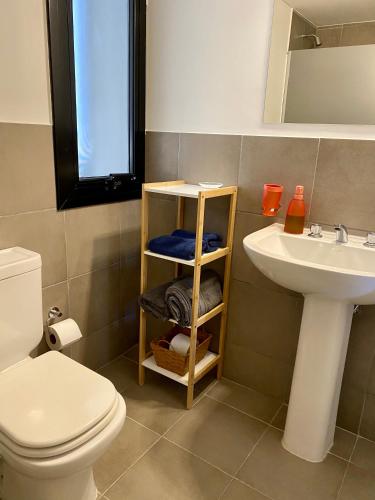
[0,247,126,500]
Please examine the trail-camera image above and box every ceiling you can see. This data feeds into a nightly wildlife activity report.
[284,0,375,26]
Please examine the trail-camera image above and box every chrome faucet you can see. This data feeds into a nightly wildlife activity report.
[334,224,348,244]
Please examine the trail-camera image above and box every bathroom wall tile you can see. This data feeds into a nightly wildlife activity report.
[238,427,347,500]
[222,480,270,500]
[289,11,317,51]
[71,317,133,370]
[0,124,56,215]
[94,417,159,492]
[145,132,179,182]
[223,343,293,400]
[0,209,66,287]
[120,256,141,317]
[206,378,282,423]
[178,133,241,186]
[330,428,357,461]
[227,280,301,364]
[310,139,375,230]
[238,136,318,217]
[105,439,230,500]
[69,265,121,336]
[338,465,375,500]
[337,382,365,434]
[341,22,375,47]
[359,394,375,441]
[272,404,287,430]
[148,196,177,238]
[316,27,342,48]
[166,397,266,474]
[66,203,121,278]
[232,211,296,295]
[120,199,141,261]
[342,306,375,392]
[183,197,230,243]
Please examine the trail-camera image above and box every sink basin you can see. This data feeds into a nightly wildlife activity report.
[243,223,375,462]
[244,223,375,303]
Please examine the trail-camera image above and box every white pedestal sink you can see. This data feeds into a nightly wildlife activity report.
[243,224,375,462]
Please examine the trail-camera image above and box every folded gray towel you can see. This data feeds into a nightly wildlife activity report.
[138,281,173,321]
[165,270,222,327]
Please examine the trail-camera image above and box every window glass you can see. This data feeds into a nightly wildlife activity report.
[72,0,130,178]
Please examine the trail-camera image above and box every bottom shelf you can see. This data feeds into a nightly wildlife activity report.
[142,351,219,386]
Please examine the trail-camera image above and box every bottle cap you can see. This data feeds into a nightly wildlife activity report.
[294,185,304,200]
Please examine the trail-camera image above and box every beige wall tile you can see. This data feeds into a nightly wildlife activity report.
[120,199,141,261]
[337,382,365,434]
[238,136,318,217]
[310,139,375,230]
[121,256,141,317]
[316,27,342,48]
[289,12,317,51]
[341,22,375,47]
[146,132,179,182]
[0,124,56,215]
[223,343,293,400]
[66,203,121,278]
[69,265,121,336]
[0,209,66,287]
[179,133,241,186]
[227,280,301,364]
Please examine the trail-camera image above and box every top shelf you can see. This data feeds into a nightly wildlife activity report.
[144,182,236,199]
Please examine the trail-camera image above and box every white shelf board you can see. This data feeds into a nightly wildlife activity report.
[145,183,214,198]
[144,248,222,266]
[142,351,219,386]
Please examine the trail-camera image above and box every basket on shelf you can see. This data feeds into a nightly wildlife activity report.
[151,325,212,376]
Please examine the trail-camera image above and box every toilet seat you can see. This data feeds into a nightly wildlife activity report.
[0,351,118,457]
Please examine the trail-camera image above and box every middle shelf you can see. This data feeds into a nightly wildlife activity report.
[144,247,230,267]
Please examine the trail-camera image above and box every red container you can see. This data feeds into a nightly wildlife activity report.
[262,184,283,217]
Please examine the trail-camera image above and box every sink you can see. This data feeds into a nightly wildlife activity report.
[243,223,375,462]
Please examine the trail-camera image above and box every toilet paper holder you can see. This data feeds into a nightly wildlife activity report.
[47,306,63,326]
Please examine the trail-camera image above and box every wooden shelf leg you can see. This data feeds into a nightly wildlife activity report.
[186,193,206,409]
[174,196,185,278]
[218,190,238,379]
[139,187,149,386]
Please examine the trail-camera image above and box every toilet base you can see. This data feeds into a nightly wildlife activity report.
[3,462,98,500]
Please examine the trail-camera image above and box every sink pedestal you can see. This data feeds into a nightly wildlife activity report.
[282,296,354,462]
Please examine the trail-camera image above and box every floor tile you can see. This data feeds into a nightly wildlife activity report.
[221,480,271,500]
[237,427,347,500]
[207,378,282,422]
[166,396,266,474]
[99,357,138,392]
[94,417,159,492]
[105,438,230,500]
[338,464,375,500]
[351,437,375,474]
[123,343,139,363]
[271,404,287,430]
[330,428,356,461]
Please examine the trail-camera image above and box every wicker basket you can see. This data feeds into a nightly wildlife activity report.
[151,326,212,376]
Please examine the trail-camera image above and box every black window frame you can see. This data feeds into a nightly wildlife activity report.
[47,0,145,210]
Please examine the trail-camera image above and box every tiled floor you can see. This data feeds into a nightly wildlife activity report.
[94,346,375,499]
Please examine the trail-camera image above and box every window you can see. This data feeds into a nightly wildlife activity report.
[47,0,145,209]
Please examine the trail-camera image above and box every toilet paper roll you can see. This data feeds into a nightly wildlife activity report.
[169,333,192,356]
[46,318,82,351]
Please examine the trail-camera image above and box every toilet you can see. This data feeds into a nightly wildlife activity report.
[0,247,126,500]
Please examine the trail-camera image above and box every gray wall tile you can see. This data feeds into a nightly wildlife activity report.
[179,133,241,186]
[238,136,319,217]
[146,131,179,182]
[341,22,375,47]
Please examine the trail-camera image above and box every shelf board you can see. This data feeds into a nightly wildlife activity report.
[144,247,229,267]
[142,351,220,386]
[167,302,225,328]
[145,183,215,198]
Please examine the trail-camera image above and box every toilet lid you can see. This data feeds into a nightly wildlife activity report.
[0,351,117,448]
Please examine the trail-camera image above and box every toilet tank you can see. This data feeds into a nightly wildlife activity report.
[0,248,43,371]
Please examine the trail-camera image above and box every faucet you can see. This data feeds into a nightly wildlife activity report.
[334,224,348,244]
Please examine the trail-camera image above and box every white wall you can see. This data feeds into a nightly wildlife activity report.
[146,0,375,139]
[0,0,51,125]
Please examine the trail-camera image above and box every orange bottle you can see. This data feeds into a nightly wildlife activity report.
[284,185,305,234]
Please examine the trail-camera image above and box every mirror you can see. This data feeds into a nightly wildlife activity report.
[264,0,375,125]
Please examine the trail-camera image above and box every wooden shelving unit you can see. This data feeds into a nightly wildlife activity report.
[138,180,238,409]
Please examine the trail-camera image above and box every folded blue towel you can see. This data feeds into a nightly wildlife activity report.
[171,230,222,251]
[149,235,207,260]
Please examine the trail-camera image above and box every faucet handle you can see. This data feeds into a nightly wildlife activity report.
[308,223,322,238]
[364,232,375,248]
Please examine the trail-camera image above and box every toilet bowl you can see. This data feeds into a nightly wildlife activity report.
[0,247,127,499]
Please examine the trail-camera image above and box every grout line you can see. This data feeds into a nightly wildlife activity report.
[205,393,272,427]
[307,138,321,222]
[177,132,181,178]
[236,135,244,188]
[67,261,121,281]
[233,423,271,477]
[125,415,162,436]
[62,209,69,285]
[0,207,56,219]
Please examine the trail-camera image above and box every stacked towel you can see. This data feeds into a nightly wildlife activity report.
[138,280,174,320]
[165,270,222,327]
[148,230,222,260]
